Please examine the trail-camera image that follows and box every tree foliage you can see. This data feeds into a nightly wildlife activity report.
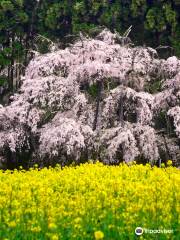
[0,30,179,168]
[0,0,180,99]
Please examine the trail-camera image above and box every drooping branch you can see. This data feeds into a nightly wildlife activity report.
[93,80,103,131]
[0,29,180,167]
[118,95,124,124]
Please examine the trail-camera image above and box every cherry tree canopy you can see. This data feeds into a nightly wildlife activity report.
[0,29,179,168]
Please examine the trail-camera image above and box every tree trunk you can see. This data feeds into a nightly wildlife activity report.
[93,81,102,131]
[24,0,42,67]
[118,95,124,125]
[9,34,15,92]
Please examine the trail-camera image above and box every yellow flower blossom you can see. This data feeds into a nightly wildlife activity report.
[50,234,59,240]
[31,226,41,233]
[167,160,173,166]
[161,163,165,168]
[0,162,178,239]
[48,222,57,230]
[7,221,16,228]
[94,230,104,239]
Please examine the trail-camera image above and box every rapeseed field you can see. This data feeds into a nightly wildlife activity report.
[0,162,179,240]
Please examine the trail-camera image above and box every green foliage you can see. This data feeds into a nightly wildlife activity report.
[155,111,167,130]
[145,3,177,34]
[0,0,14,11]
[145,80,162,94]
[0,0,179,93]
[0,75,8,86]
[41,109,57,125]
[15,11,28,23]
[131,0,147,17]
[87,80,119,99]
[99,2,122,32]
[45,3,65,30]
[164,4,177,31]
[170,26,180,57]
[145,8,166,32]
[87,83,99,99]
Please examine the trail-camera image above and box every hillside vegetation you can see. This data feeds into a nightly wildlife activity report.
[0,0,180,94]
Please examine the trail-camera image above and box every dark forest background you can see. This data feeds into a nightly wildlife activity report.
[0,0,180,97]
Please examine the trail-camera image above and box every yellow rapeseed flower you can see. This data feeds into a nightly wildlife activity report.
[31,226,41,233]
[161,163,165,168]
[48,222,57,230]
[8,221,16,228]
[50,234,59,240]
[94,230,104,239]
[167,160,173,166]
[0,162,179,239]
